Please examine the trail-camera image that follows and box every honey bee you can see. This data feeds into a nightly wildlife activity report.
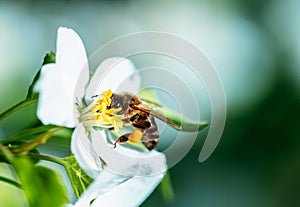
[109,92,181,150]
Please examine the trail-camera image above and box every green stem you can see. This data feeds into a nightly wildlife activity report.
[13,127,63,154]
[0,175,22,189]
[0,98,37,121]
[1,125,57,145]
[27,152,65,166]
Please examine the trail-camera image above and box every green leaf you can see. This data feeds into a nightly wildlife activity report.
[9,155,66,207]
[61,155,93,198]
[42,51,56,65]
[155,107,208,131]
[22,153,92,199]
[137,88,159,104]
[26,51,56,100]
[138,89,208,132]
[160,171,175,203]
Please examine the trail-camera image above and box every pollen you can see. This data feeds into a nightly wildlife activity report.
[78,89,123,130]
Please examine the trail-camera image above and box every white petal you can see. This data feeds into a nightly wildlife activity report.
[91,174,164,207]
[35,64,75,127]
[71,125,102,179]
[91,129,167,177]
[85,57,141,100]
[35,27,89,127]
[74,167,130,207]
[56,27,89,102]
[74,167,164,207]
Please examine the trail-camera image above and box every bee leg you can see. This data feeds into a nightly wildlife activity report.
[114,130,143,148]
[114,134,129,148]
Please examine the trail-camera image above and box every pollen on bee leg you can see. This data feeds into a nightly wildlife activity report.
[128,130,143,144]
[114,130,143,149]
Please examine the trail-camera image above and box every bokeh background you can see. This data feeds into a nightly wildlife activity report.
[0,0,299,206]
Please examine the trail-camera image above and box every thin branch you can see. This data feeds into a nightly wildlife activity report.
[0,125,56,145]
[13,127,63,154]
[27,152,65,166]
[0,98,37,121]
[0,175,22,189]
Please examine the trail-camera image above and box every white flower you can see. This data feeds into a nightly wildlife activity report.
[35,27,167,206]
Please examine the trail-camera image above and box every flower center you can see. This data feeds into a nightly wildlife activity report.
[78,89,123,131]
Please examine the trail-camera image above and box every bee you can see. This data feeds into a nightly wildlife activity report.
[109,92,181,150]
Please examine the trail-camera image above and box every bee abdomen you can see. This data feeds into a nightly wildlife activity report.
[141,116,159,150]
[130,112,152,129]
[142,138,159,151]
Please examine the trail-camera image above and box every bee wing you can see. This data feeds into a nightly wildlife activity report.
[135,100,182,130]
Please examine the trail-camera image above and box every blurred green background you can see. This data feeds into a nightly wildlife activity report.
[0,0,299,206]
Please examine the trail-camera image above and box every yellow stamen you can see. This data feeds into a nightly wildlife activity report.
[79,89,123,131]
